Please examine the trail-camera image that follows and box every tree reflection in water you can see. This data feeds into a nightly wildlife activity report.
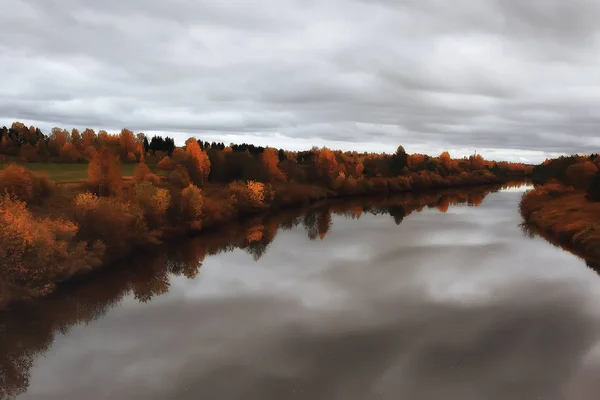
[0,182,526,398]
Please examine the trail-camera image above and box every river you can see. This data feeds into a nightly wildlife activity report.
[2,182,600,399]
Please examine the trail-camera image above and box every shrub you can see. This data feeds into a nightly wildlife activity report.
[228,180,268,211]
[144,173,161,186]
[131,182,171,228]
[73,192,157,257]
[157,156,174,171]
[0,164,54,204]
[178,184,204,229]
[0,194,103,296]
[133,163,151,183]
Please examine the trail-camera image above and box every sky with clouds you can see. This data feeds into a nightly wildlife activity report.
[2,0,600,162]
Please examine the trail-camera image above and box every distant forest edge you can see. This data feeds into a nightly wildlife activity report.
[0,120,531,307]
[521,154,600,264]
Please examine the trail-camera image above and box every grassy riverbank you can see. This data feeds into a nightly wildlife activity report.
[520,184,600,262]
[520,154,600,264]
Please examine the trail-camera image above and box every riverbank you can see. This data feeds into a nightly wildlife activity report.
[1,164,528,308]
[520,183,600,264]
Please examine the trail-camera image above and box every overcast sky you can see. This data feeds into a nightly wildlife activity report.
[1,0,600,162]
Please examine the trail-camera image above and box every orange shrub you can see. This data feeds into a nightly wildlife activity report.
[0,164,54,204]
[157,156,174,171]
[133,163,151,183]
[0,194,103,296]
[131,182,171,228]
[73,192,157,256]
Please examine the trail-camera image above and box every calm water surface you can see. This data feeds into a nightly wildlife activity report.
[4,183,600,399]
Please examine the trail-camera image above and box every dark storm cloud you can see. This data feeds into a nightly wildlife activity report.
[2,0,600,161]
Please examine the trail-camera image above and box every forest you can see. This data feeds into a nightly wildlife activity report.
[521,154,600,262]
[0,121,532,306]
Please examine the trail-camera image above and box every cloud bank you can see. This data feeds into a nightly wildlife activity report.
[2,0,600,161]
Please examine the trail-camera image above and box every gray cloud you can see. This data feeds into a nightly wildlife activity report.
[2,0,600,162]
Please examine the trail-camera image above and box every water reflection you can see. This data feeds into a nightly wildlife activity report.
[520,221,600,274]
[4,181,600,399]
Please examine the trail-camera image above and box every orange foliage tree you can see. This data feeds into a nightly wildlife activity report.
[316,148,338,183]
[60,143,82,162]
[88,147,123,196]
[185,138,211,186]
[119,129,137,161]
[260,147,286,182]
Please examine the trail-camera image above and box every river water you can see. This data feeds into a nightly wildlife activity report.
[3,183,600,399]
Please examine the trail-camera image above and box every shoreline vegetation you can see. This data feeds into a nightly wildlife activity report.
[520,154,600,265]
[0,121,532,307]
[0,181,525,398]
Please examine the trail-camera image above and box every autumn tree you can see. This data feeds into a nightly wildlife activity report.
[184,138,211,186]
[71,128,82,150]
[260,147,286,182]
[566,161,598,189]
[315,147,338,184]
[20,143,38,162]
[439,151,453,170]
[470,153,486,170]
[60,143,82,163]
[178,184,204,229]
[88,147,123,196]
[119,129,137,162]
[82,128,97,148]
[48,128,68,157]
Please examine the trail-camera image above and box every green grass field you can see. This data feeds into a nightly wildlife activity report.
[0,163,137,182]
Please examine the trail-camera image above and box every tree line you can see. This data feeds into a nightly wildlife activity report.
[0,120,532,308]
